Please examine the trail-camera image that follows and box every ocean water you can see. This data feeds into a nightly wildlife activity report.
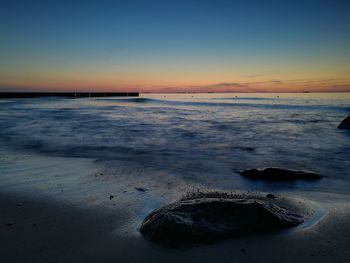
[0,93,350,199]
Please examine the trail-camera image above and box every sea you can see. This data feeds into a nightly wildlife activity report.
[0,93,350,213]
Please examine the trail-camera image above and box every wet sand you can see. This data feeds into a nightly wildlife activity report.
[1,189,350,263]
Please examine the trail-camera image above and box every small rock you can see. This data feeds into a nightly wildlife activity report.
[240,167,321,180]
[109,195,114,200]
[266,194,275,199]
[135,187,148,192]
[338,116,350,129]
[236,146,255,152]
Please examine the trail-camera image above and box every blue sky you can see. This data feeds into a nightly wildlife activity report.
[1,0,350,92]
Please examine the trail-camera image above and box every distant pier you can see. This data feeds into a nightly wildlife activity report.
[0,92,139,99]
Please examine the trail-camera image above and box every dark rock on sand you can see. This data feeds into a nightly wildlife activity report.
[338,116,350,129]
[140,192,304,246]
[135,187,148,192]
[240,167,321,180]
[266,194,275,199]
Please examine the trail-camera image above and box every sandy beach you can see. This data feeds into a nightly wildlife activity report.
[1,186,350,263]
[1,147,350,263]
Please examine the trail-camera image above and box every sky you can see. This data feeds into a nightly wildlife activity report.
[1,0,350,93]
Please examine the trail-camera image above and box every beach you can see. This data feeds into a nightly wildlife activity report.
[1,93,350,262]
[1,186,350,263]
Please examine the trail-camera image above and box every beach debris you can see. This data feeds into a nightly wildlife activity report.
[240,167,321,180]
[338,116,350,129]
[140,192,304,246]
[135,187,148,192]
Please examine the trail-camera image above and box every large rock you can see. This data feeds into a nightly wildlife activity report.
[240,167,321,180]
[338,116,350,129]
[140,192,304,246]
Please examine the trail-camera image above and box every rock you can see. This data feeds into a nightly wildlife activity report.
[236,146,255,152]
[240,167,321,180]
[135,187,148,192]
[338,116,350,129]
[109,195,114,200]
[266,194,275,199]
[140,193,304,246]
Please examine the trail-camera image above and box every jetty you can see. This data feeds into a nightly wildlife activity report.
[0,92,139,99]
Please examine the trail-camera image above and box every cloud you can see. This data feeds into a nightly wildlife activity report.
[148,77,350,93]
[152,82,263,93]
[206,82,246,88]
[269,80,283,84]
[204,82,262,92]
[246,74,266,78]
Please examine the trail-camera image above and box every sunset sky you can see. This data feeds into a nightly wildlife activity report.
[1,0,350,93]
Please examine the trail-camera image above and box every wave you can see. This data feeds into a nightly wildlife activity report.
[100,97,350,112]
[99,98,160,103]
[212,97,276,101]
